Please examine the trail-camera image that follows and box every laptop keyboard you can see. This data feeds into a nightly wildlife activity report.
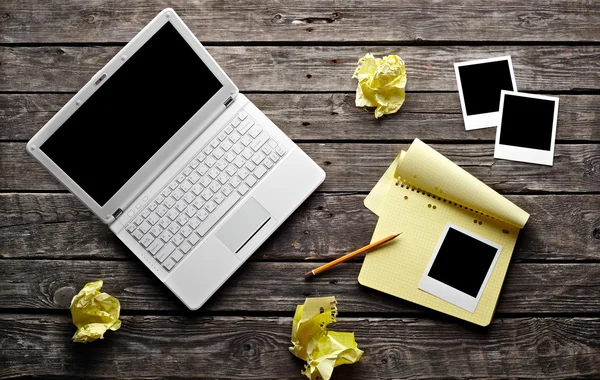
[125,110,286,272]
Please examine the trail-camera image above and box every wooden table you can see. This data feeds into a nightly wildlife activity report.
[1,1,599,378]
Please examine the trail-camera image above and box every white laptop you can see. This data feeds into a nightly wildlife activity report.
[27,9,325,310]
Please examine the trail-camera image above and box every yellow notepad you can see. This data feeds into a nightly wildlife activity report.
[358,139,529,326]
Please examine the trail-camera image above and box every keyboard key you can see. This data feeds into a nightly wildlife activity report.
[234,156,246,168]
[239,119,254,134]
[197,208,209,221]
[160,230,173,242]
[175,200,187,213]
[156,242,176,263]
[140,233,154,248]
[205,201,217,213]
[180,181,192,192]
[183,167,192,176]
[149,201,158,211]
[167,209,179,221]
[232,142,243,154]
[252,152,266,165]
[254,165,268,179]
[159,217,171,229]
[180,241,192,254]
[263,158,274,169]
[251,132,269,151]
[148,240,164,255]
[200,176,211,187]
[188,232,200,245]
[150,225,162,237]
[163,197,176,209]
[168,222,181,234]
[241,135,252,147]
[218,132,227,141]
[205,156,217,167]
[126,223,136,233]
[172,188,184,200]
[230,175,242,187]
[190,159,200,169]
[203,146,213,156]
[268,139,278,148]
[134,216,144,226]
[139,221,151,234]
[242,148,253,160]
[172,250,184,262]
[132,229,144,240]
[209,168,220,179]
[269,152,280,163]
[222,140,233,151]
[147,212,160,225]
[216,160,228,171]
[225,125,234,134]
[197,192,242,237]
[185,205,197,218]
[239,110,248,120]
[213,192,225,204]
[180,225,193,238]
[261,145,272,155]
[276,146,286,156]
[188,171,200,184]
[246,161,256,172]
[209,181,222,192]
[176,174,186,183]
[213,147,225,159]
[217,173,230,185]
[163,257,176,270]
[189,218,201,229]
[155,195,165,204]
[226,164,237,176]
[176,214,189,226]
[183,192,195,204]
[171,181,179,189]
[201,189,213,201]
[248,125,262,138]
[172,233,184,246]
[238,183,250,195]
[237,168,250,180]
[232,117,241,127]
[225,151,236,163]
[141,209,151,219]
[245,175,257,187]
[161,188,172,197]
[191,183,203,196]
[197,164,209,175]
[222,184,233,196]
[192,198,205,210]
[210,139,220,148]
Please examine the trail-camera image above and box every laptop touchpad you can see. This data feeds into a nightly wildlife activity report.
[216,197,271,254]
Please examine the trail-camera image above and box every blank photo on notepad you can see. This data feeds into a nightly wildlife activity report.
[418,223,502,313]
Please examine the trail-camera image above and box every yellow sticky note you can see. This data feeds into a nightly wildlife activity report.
[352,53,407,118]
[70,280,121,343]
[290,297,363,380]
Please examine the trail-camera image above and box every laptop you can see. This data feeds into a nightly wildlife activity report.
[26,9,325,310]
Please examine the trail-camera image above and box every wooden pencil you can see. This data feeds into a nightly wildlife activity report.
[304,233,402,278]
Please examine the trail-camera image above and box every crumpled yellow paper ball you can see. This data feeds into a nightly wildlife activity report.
[352,53,407,118]
[289,296,363,380]
[70,280,121,343]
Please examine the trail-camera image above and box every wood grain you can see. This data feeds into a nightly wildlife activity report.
[1,315,599,379]
[1,259,599,313]
[2,93,599,142]
[1,193,598,261]
[2,142,598,192]
[1,45,599,92]
[1,0,599,43]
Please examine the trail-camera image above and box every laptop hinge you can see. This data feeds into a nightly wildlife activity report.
[224,96,234,108]
[112,208,124,219]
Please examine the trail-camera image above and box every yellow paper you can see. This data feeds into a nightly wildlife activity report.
[290,297,363,380]
[359,139,529,326]
[352,53,406,118]
[70,280,121,343]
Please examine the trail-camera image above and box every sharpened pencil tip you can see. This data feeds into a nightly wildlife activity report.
[304,271,314,279]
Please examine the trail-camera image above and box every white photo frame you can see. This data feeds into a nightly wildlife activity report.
[494,91,559,166]
[454,56,517,130]
[418,223,502,313]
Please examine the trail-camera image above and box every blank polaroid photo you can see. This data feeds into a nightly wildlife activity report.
[418,223,502,313]
[454,56,517,130]
[494,91,559,166]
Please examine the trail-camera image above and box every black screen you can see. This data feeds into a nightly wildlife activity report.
[428,227,498,297]
[40,22,223,205]
[499,94,556,151]
[458,60,514,115]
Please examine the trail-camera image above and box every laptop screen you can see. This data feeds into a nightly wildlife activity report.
[40,22,223,206]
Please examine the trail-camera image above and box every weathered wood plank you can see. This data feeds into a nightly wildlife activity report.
[1,315,599,379]
[1,0,599,43]
[1,45,599,92]
[1,260,599,313]
[2,142,598,192]
[1,193,598,261]
[2,93,598,142]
